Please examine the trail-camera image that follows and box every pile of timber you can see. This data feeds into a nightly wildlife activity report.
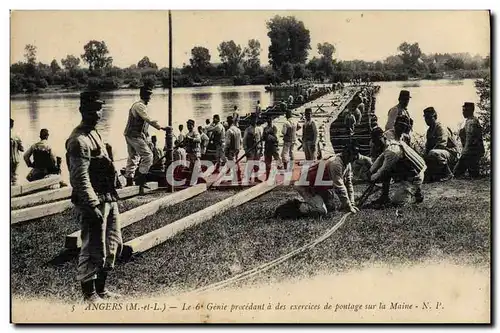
[10,176,160,225]
[329,85,380,156]
[11,173,279,262]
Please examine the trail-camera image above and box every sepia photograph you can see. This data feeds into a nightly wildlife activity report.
[8,9,492,324]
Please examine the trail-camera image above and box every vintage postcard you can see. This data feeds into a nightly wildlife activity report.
[9,9,491,324]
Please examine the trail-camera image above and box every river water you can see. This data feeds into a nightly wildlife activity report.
[10,79,479,184]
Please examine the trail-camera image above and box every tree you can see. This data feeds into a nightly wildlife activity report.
[137,56,158,69]
[475,73,491,144]
[266,15,311,70]
[218,40,245,76]
[280,62,294,82]
[444,57,465,71]
[24,44,37,64]
[306,57,321,73]
[317,42,335,75]
[189,46,211,75]
[81,40,113,70]
[397,42,422,72]
[50,59,61,74]
[61,55,81,71]
[243,39,261,76]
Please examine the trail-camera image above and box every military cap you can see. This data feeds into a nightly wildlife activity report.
[462,102,475,110]
[305,107,312,113]
[140,85,153,95]
[79,90,105,111]
[187,119,195,125]
[398,90,411,99]
[423,107,437,116]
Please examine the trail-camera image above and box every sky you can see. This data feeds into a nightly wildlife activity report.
[10,10,491,69]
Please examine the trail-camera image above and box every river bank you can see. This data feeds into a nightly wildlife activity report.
[10,69,488,97]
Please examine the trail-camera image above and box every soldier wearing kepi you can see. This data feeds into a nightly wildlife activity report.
[453,102,485,179]
[205,114,227,172]
[225,116,243,181]
[385,90,413,137]
[184,119,201,176]
[281,109,301,169]
[302,108,318,161]
[370,115,426,207]
[123,85,167,187]
[24,128,61,182]
[422,107,457,182]
[65,91,122,303]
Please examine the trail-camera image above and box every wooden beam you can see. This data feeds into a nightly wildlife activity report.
[11,183,158,225]
[64,183,207,249]
[121,182,277,259]
[11,175,61,197]
[11,186,73,210]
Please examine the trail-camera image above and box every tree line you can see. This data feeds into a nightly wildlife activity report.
[10,15,490,95]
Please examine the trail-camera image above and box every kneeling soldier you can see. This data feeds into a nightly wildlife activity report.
[275,144,360,218]
[370,115,426,207]
[423,107,457,182]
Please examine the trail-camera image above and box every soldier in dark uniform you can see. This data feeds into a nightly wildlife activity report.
[453,102,485,179]
[66,91,122,303]
[24,128,61,182]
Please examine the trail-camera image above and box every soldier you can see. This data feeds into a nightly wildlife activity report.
[198,125,209,158]
[369,126,386,161]
[302,108,318,161]
[255,100,262,119]
[262,117,280,180]
[205,114,227,172]
[65,91,122,303]
[24,128,60,182]
[177,124,185,146]
[281,109,301,169]
[225,116,243,181]
[274,144,360,218]
[385,90,413,135]
[243,113,262,168]
[225,116,242,161]
[453,102,485,179]
[232,105,241,124]
[422,107,457,182]
[148,135,165,174]
[184,119,201,175]
[10,118,24,186]
[123,86,167,187]
[370,115,426,207]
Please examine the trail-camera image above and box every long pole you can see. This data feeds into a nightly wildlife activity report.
[168,10,173,128]
[165,9,174,193]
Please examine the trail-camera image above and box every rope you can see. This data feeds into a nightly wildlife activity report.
[189,212,352,295]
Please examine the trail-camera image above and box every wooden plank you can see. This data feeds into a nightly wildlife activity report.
[11,176,61,198]
[11,182,158,225]
[11,187,73,210]
[121,182,277,259]
[64,184,207,249]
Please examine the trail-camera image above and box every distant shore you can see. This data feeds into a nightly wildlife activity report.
[10,69,488,98]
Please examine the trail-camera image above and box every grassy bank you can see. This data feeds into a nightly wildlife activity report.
[11,179,490,302]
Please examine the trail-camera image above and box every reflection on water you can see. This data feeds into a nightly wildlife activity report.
[10,80,480,184]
